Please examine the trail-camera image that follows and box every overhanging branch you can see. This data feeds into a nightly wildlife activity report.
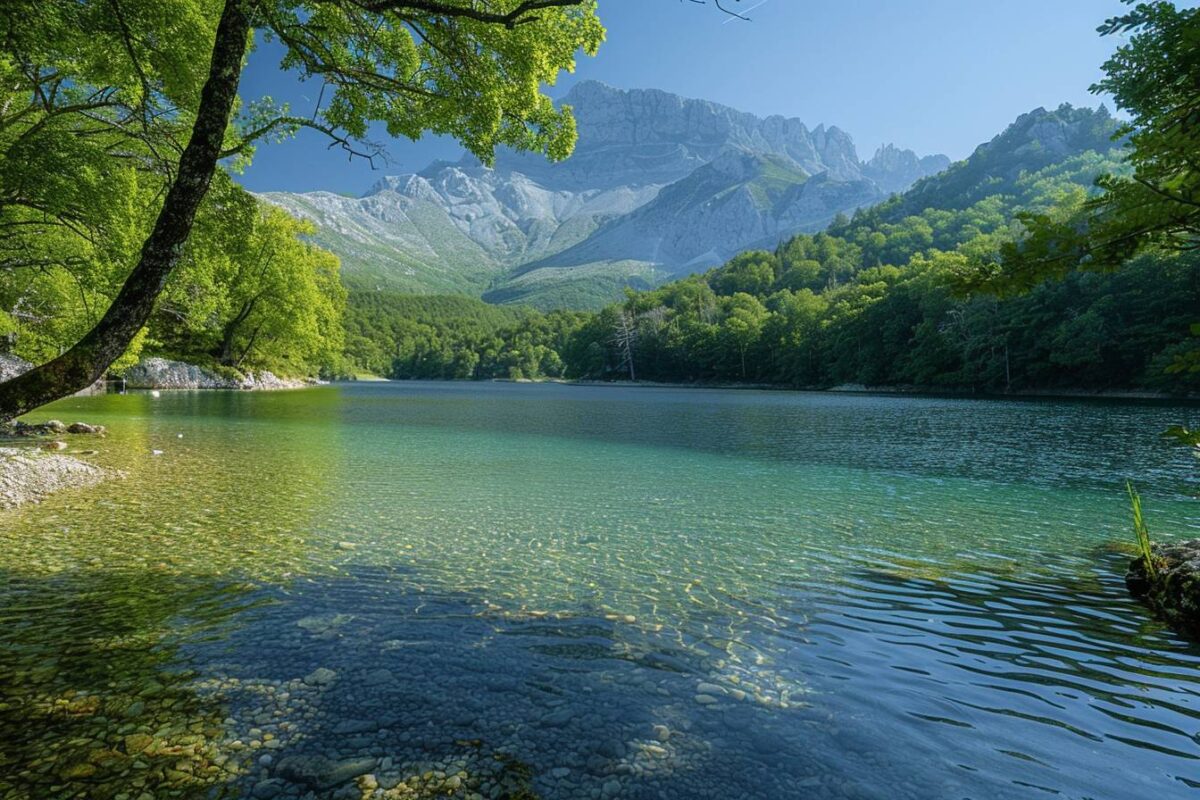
[351,0,587,28]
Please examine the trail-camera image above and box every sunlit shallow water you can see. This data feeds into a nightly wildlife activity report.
[3,382,1200,799]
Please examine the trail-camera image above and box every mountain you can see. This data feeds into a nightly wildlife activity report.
[491,80,872,188]
[863,144,955,195]
[867,103,1122,222]
[260,81,949,308]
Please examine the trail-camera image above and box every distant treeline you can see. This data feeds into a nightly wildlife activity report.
[344,290,589,380]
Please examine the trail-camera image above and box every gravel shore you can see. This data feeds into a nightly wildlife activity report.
[0,446,108,509]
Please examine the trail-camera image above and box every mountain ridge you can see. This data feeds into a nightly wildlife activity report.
[260,80,951,307]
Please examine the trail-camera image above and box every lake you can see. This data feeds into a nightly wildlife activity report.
[3,382,1200,800]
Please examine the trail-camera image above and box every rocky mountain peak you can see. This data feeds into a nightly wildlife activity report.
[981,103,1121,164]
[864,145,953,195]
[262,82,953,308]
[491,81,926,190]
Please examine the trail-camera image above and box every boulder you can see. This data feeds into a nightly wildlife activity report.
[240,370,314,390]
[1126,539,1200,637]
[275,755,376,790]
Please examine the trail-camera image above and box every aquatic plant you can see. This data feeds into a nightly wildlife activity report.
[1127,481,1156,579]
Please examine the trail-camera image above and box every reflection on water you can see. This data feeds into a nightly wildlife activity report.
[3,382,1200,799]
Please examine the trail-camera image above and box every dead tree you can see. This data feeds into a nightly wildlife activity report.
[611,311,638,382]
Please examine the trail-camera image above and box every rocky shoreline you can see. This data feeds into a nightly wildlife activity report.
[123,357,318,391]
[1,353,319,393]
[0,353,32,382]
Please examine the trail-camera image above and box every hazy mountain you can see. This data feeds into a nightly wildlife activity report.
[261,81,949,308]
[863,144,954,195]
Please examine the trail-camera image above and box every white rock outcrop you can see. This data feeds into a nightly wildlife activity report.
[0,354,32,382]
[123,358,313,391]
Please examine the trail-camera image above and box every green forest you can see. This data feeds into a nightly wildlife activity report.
[0,0,602,418]
[343,103,1200,395]
[9,97,1197,396]
[4,2,1198,400]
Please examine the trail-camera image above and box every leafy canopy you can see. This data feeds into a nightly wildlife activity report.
[236,0,605,165]
[964,1,1200,292]
[0,0,605,384]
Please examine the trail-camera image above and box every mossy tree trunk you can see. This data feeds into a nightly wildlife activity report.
[0,0,250,421]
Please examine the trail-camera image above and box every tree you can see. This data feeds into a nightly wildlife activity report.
[611,309,638,381]
[209,203,346,373]
[711,251,776,296]
[0,0,605,419]
[721,292,768,379]
[961,2,1200,377]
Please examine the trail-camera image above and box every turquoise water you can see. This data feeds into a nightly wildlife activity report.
[3,382,1200,799]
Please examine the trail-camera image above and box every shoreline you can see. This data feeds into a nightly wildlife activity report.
[551,379,1200,403]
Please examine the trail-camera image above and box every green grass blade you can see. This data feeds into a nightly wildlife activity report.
[1127,481,1156,579]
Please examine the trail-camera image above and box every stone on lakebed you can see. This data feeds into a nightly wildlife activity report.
[275,754,376,790]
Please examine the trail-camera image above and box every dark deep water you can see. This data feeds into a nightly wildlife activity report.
[4,382,1200,799]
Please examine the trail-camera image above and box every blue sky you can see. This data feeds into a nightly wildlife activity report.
[237,0,1145,195]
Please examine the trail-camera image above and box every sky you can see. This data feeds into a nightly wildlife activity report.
[236,0,1144,195]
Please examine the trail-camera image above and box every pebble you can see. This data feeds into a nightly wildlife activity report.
[597,740,626,759]
[542,707,574,727]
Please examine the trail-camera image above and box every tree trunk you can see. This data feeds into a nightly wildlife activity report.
[0,0,250,421]
[218,298,258,366]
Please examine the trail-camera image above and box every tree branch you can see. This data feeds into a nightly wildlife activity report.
[220,115,386,165]
[352,0,587,28]
[683,0,751,21]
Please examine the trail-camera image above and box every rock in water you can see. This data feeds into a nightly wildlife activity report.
[275,755,376,790]
[0,447,108,509]
[1126,539,1200,637]
[303,667,337,686]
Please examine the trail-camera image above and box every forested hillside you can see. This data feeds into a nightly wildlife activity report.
[345,104,1200,394]
[344,290,588,380]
